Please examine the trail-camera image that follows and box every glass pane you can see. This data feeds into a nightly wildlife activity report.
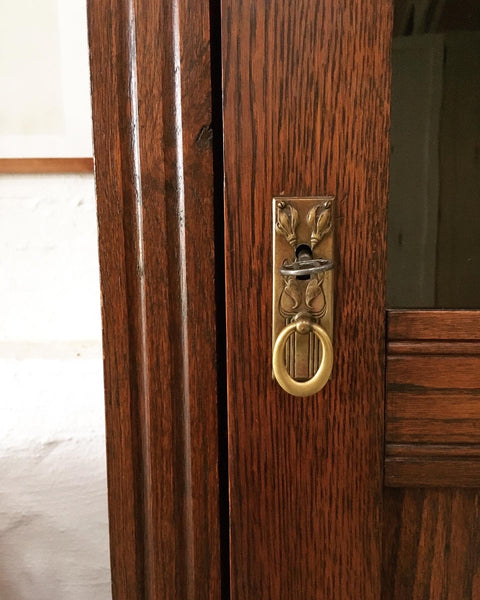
[387,0,480,307]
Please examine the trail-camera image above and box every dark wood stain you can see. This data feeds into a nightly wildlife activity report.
[384,310,480,597]
[221,1,392,597]
[388,309,480,340]
[389,341,480,355]
[383,489,480,599]
[88,1,480,597]
[386,448,480,487]
[87,1,221,598]
[386,310,480,486]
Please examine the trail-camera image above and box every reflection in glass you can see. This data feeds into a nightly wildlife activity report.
[387,0,480,307]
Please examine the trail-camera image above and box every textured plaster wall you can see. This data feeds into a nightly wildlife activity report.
[0,174,111,599]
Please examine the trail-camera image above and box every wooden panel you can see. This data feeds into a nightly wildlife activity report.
[87,1,221,598]
[222,1,391,597]
[386,445,480,487]
[386,310,480,486]
[385,311,480,591]
[383,488,480,599]
[388,309,480,340]
[389,341,480,354]
[0,157,93,173]
[387,391,480,444]
[389,355,480,389]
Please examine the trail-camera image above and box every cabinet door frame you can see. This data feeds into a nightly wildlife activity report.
[88,1,223,597]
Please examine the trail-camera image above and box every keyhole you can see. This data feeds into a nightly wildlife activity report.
[295,244,312,280]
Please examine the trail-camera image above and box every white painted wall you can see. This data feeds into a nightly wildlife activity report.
[0,175,111,599]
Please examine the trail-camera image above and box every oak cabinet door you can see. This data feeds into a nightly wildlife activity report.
[89,1,480,598]
[221,1,390,598]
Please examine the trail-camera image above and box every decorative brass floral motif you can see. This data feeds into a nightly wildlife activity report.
[279,276,301,316]
[275,201,298,248]
[279,272,327,319]
[305,272,327,317]
[307,200,332,250]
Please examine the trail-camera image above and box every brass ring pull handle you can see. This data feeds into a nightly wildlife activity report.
[272,318,333,397]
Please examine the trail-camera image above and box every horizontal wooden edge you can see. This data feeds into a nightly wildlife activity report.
[386,423,480,446]
[385,444,480,487]
[0,158,94,174]
[385,459,480,487]
[387,309,480,341]
[386,444,480,458]
[388,341,480,355]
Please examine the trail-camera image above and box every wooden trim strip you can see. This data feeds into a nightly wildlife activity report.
[0,158,94,174]
[388,309,480,340]
[386,442,480,486]
[87,0,221,597]
[386,444,480,458]
[388,341,480,355]
[385,459,480,487]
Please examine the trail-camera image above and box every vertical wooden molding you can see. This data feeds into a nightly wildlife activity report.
[87,1,221,598]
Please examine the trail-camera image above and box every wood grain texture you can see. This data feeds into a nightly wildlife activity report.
[389,341,480,354]
[383,488,480,599]
[386,445,480,487]
[388,309,480,340]
[222,1,392,597]
[386,310,480,486]
[387,388,480,444]
[389,355,480,390]
[384,311,480,592]
[0,157,93,173]
[88,1,221,598]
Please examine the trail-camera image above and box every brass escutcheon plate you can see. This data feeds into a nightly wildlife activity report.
[272,196,335,382]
